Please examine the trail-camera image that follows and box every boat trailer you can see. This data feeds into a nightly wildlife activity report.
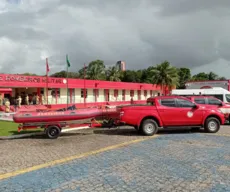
[17,118,119,139]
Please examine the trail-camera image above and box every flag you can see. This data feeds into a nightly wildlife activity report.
[66,55,71,67]
[46,58,50,73]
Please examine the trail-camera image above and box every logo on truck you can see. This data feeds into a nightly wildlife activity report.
[187,111,193,118]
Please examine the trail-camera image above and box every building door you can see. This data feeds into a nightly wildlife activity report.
[122,90,125,101]
[104,89,109,102]
[94,89,98,102]
[68,89,75,104]
[138,90,141,100]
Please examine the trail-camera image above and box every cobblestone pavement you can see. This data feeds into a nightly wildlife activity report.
[0,126,230,191]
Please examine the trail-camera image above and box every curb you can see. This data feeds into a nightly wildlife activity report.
[0,126,91,140]
[0,132,44,140]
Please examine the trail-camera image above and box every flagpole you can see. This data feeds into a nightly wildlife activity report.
[84,63,86,107]
[46,58,49,105]
[66,61,69,109]
[66,54,71,109]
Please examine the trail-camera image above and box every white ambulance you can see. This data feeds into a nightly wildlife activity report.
[171,87,230,103]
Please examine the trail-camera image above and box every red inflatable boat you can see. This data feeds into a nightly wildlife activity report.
[13,107,119,123]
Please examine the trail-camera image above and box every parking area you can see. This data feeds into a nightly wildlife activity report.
[0,126,230,191]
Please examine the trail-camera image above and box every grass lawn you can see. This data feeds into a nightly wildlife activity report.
[0,121,42,136]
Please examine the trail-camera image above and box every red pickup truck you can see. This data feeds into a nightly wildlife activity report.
[186,96,230,121]
[118,96,225,136]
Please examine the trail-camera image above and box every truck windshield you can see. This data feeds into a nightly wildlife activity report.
[226,94,230,102]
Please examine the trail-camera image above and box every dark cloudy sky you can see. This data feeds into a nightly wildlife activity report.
[1,0,230,77]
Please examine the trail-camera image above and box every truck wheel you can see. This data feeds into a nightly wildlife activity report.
[141,119,158,136]
[46,126,61,139]
[204,117,220,133]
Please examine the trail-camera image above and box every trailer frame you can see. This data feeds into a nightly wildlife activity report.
[17,118,119,139]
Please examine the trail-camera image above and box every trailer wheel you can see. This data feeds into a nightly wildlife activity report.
[46,126,61,139]
[141,119,158,136]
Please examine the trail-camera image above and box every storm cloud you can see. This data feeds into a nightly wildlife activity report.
[1,0,230,77]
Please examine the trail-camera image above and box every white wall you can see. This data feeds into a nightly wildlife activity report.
[45,88,161,104]
[117,90,123,101]
[98,89,104,102]
[87,89,94,103]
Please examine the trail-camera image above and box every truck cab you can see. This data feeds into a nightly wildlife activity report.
[118,96,225,136]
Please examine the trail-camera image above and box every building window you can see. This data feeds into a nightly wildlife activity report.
[51,88,60,97]
[130,90,134,97]
[81,89,87,98]
[114,89,118,97]
[57,89,60,97]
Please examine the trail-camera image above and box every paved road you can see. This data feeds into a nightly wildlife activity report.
[0,126,230,191]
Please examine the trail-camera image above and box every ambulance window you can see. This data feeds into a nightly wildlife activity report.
[194,98,205,104]
[211,94,223,101]
[207,98,222,105]
[226,94,230,102]
[160,99,176,107]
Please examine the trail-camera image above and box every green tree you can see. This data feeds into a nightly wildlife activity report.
[50,70,78,78]
[85,60,106,80]
[77,66,88,79]
[191,72,209,81]
[150,61,179,93]
[21,73,38,76]
[106,66,122,81]
[140,66,155,83]
[121,70,142,82]
[208,72,218,80]
[177,68,191,89]
[218,76,227,80]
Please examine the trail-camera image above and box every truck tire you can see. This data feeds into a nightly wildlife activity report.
[141,119,158,136]
[46,126,61,139]
[204,117,220,133]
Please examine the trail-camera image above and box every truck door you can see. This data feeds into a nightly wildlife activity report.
[176,98,203,125]
[157,98,181,126]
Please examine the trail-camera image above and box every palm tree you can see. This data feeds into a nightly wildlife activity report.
[86,60,106,80]
[106,66,122,81]
[150,61,179,95]
[208,72,218,80]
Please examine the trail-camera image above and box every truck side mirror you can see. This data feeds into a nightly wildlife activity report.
[193,104,198,108]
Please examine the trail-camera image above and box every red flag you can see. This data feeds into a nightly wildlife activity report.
[46,58,50,73]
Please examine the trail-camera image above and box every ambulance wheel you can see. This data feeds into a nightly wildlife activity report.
[141,119,158,136]
[204,117,220,133]
[46,126,61,139]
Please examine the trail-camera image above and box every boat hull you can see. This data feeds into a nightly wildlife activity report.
[13,107,119,123]
[13,108,103,123]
